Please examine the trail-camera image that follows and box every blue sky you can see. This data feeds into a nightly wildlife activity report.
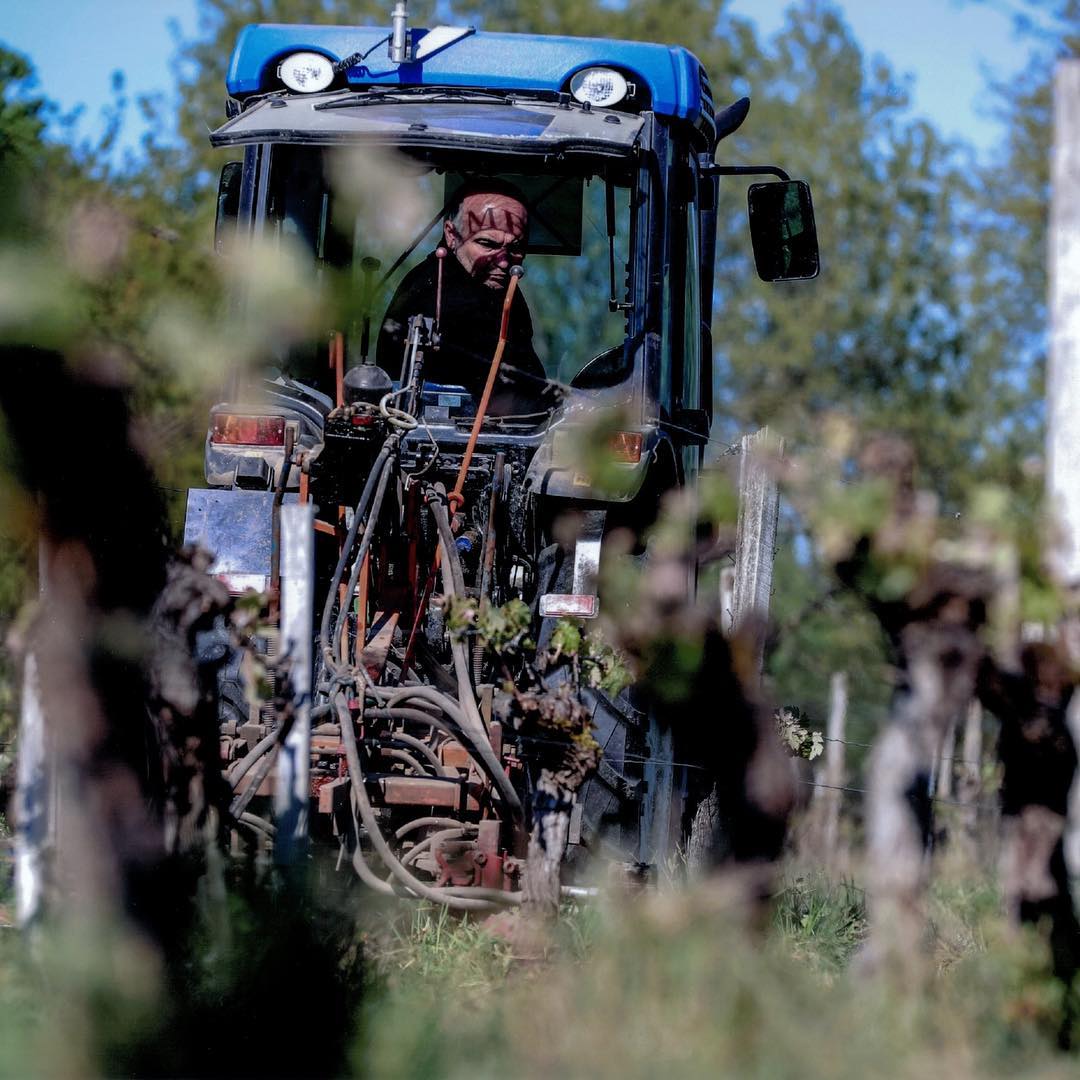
[1,0,1044,157]
[729,0,1039,151]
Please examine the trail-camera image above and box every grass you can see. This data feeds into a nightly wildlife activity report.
[0,864,1075,1078]
[372,903,516,989]
[773,873,868,974]
[355,867,1079,1079]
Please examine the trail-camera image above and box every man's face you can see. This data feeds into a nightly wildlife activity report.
[444,192,528,290]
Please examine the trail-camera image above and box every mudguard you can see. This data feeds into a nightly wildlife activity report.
[183,488,292,594]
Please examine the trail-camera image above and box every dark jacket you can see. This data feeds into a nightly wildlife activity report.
[375,251,557,416]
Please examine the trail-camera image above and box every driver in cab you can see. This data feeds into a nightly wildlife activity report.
[376,180,559,416]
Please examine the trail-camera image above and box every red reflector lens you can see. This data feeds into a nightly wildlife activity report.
[211,413,286,446]
[609,431,643,463]
[539,593,599,619]
[351,414,375,427]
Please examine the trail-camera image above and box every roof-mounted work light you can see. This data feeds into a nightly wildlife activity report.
[277,51,334,93]
[569,67,629,108]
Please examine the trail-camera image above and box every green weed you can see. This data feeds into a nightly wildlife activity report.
[773,873,868,973]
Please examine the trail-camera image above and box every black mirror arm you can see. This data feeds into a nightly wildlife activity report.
[698,159,791,183]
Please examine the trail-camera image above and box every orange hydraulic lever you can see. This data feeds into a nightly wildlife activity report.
[448,266,523,514]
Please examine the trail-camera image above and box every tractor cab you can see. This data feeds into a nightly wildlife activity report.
[209,16,817,507]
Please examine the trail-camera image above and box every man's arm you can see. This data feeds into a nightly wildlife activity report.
[375,260,434,373]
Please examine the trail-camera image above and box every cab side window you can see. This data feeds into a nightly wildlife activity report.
[665,151,702,415]
[680,175,701,412]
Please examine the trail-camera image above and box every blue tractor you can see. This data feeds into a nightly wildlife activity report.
[185,4,819,907]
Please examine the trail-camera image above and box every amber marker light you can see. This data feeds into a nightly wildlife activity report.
[609,431,644,463]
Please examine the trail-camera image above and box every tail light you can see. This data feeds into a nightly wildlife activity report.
[609,431,643,463]
[211,413,286,446]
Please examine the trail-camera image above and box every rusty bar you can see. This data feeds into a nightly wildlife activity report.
[439,741,471,770]
[332,330,345,409]
[374,775,479,812]
[298,459,310,504]
[318,775,350,815]
[475,819,503,889]
[361,611,400,682]
[232,767,275,799]
[355,553,370,667]
[401,562,437,679]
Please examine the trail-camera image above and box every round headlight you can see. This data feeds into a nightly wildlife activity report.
[277,51,334,93]
[569,67,628,108]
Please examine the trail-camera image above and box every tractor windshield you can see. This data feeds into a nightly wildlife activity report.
[256,141,635,399]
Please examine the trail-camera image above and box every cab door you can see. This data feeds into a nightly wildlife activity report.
[666,145,707,488]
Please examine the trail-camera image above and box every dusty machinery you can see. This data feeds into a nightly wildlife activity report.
[184,5,819,909]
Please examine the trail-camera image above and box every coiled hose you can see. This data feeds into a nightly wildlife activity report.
[335,693,517,911]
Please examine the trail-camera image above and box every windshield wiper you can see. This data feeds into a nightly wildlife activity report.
[314,87,527,111]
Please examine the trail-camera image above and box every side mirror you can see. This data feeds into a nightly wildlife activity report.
[747,180,819,282]
[214,161,243,255]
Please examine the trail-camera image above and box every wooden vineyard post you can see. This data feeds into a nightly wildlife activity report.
[686,430,786,876]
[936,714,957,802]
[1048,60,1080,595]
[956,700,983,859]
[274,502,315,866]
[1048,58,1080,883]
[731,428,784,675]
[821,671,848,871]
[15,539,50,928]
[719,565,735,638]
[14,653,48,927]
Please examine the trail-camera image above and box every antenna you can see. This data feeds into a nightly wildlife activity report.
[389,1,412,63]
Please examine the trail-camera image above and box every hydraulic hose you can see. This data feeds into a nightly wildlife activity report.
[353,817,482,897]
[392,830,525,902]
[381,690,523,821]
[367,705,507,800]
[401,826,472,867]
[227,732,277,788]
[394,815,472,839]
[348,835,401,897]
[238,812,276,838]
[381,732,452,776]
[335,693,501,912]
[386,748,430,776]
[425,503,530,847]
[427,492,489,734]
[230,743,279,820]
[318,439,395,677]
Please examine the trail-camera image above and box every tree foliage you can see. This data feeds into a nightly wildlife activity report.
[0,0,1072,782]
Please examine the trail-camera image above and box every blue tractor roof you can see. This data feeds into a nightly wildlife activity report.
[227,24,716,140]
